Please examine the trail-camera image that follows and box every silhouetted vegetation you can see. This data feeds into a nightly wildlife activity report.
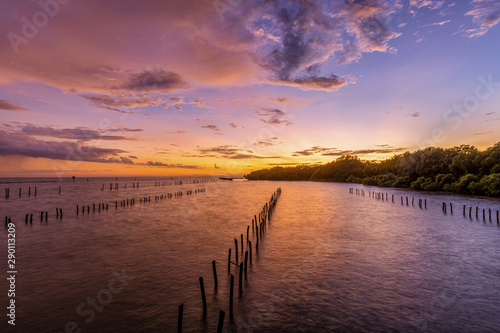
[245,142,500,197]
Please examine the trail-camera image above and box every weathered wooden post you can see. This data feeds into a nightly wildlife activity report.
[229,274,234,319]
[234,238,238,260]
[177,304,183,333]
[199,277,207,316]
[238,263,243,295]
[244,251,248,274]
[228,249,231,274]
[217,310,225,333]
[249,241,252,262]
[212,260,218,289]
[256,225,259,250]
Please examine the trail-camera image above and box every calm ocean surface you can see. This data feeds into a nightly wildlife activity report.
[1,177,500,332]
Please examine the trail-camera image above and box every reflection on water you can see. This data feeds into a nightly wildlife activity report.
[1,178,500,332]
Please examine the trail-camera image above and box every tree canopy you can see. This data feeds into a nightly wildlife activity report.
[245,142,500,197]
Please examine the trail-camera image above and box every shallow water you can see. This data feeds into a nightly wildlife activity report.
[1,178,500,332]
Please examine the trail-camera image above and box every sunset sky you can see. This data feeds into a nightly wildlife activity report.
[1,0,499,177]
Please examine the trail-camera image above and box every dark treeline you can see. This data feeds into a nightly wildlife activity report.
[246,142,500,197]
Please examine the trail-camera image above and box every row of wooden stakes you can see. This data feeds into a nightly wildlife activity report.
[3,188,207,228]
[350,188,428,209]
[3,178,215,199]
[442,202,500,223]
[349,187,499,224]
[176,188,282,333]
[3,186,63,198]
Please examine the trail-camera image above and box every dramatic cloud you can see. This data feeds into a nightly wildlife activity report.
[272,75,348,91]
[141,161,199,169]
[241,0,401,88]
[0,129,128,162]
[119,69,188,92]
[0,127,196,168]
[466,0,500,37]
[18,124,141,142]
[293,145,407,156]
[293,146,338,156]
[253,109,293,126]
[80,94,161,111]
[0,0,404,94]
[0,99,28,111]
[193,145,281,159]
[253,137,280,147]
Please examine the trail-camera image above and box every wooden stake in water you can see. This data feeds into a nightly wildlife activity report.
[177,304,183,333]
[249,241,252,262]
[199,277,207,316]
[244,251,248,274]
[212,260,218,289]
[234,238,238,260]
[229,274,234,319]
[217,310,225,333]
[227,248,231,274]
[238,263,243,295]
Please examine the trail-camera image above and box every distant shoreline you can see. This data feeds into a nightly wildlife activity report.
[246,142,500,198]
